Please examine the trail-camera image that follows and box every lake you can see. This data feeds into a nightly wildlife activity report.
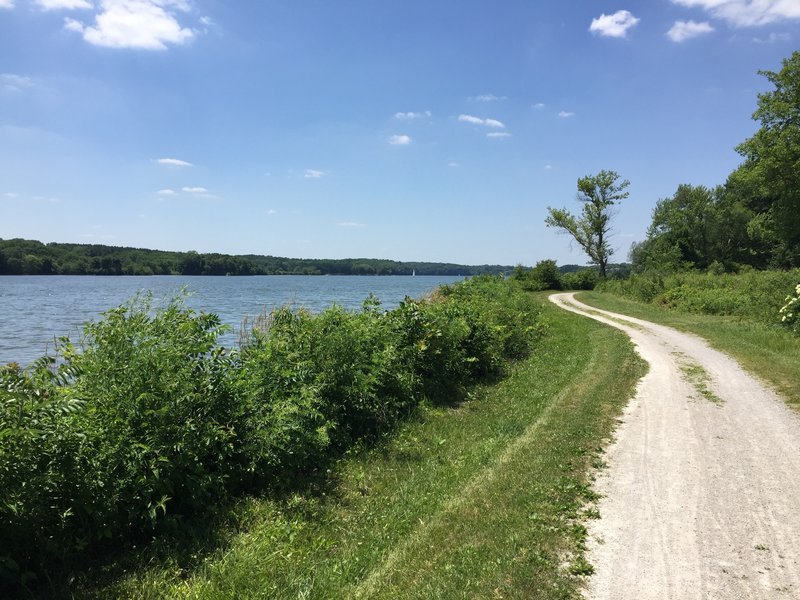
[0,275,463,366]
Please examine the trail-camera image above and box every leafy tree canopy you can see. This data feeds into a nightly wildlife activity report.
[545,170,630,278]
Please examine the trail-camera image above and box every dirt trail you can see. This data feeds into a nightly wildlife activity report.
[549,293,800,600]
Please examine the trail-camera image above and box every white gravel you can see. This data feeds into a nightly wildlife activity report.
[550,293,800,600]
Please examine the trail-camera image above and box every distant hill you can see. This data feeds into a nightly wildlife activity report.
[0,238,514,277]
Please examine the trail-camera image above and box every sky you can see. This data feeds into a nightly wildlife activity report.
[1,1,799,266]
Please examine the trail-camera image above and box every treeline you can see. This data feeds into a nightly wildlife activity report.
[0,276,542,595]
[630,52,800,273]
[0,238,511,277]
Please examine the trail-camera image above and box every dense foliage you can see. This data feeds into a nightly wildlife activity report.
[0,238,510,276]
[598,269,800,327]
[631,52,800,272]
[0,276,542,594]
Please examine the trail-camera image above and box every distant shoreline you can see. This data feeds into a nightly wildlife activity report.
[0,238,512,277]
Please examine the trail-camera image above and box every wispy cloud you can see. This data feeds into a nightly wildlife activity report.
[394,111,431,120]
[458,114,505,128]
[532,102,546,109]
[753,32,791,43]
[389,134,411,145]
[589,10,640,38]
[2,192,19,198]
[667,20,714,41]
[157,188,177,196]
[544,164,553,170]
[155,157,193,167]
[472,94,506,102]
[64,0,195,50]
[337,221,366,228]
[35,0,92,10]
[448,161,460,168]
[304,169,327,179]
[1,73,34,92]
[486,132,511,139]
[558,111,575,118]
[0,0,14,9]
[671,0,800,27]
[266,209,277,215]
[181,186,208,193]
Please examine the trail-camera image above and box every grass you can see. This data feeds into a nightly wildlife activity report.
[85,295,646,600]
[671,352,724,405]
[577,291,800,409]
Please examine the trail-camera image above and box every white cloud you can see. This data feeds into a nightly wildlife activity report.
[448,161,459,168]
[486,132,511,139]
[753,31,791,43]
[266,209,277,215]
[394,110,431,120]
[155,157,193,167]
[157,188,177,196]
[544,164,553,170]
[2,192,19,198]
[304,169,327,179]
[671,0,800,27]
[337,221,366,228]
[472,94,506,102]
[65,0,195,50]
[532,102,546,109]
[589,10,640,38]
[667,20,715,41]
[1,73,34,92]
[458,114,505,128]
[181,186,207,193]
[0,0,14,7]
[36,0,92,10]
[558,111,575,118]
[458,114,484,125]
[389,134,411,145]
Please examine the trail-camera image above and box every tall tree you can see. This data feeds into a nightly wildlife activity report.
[545,170,630,278]
[734,51,800,266]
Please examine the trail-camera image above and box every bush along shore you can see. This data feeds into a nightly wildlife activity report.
[0,276,543,596]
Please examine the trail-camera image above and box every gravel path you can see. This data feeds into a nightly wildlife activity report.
[549,293,800,600]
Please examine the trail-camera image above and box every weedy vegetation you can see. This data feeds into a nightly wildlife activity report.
[0,276,544,597]
[0,280,647,599]
[94,294,645,599]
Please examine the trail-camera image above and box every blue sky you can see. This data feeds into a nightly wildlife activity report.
[1,1,798,266]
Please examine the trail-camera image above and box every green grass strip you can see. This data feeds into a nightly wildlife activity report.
[99,296,645,600]
[578,291,800,410]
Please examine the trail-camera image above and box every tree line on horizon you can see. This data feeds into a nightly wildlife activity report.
[0,238,512,277]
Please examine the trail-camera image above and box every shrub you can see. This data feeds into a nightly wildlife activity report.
[780,283,800,333]
[561,268,599,290]
[0,278,543,594]
[510,260,563,291]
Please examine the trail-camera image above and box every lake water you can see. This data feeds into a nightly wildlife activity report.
[0,275,463,366]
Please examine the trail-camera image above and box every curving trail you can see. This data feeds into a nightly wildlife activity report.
[549,293,800,600]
